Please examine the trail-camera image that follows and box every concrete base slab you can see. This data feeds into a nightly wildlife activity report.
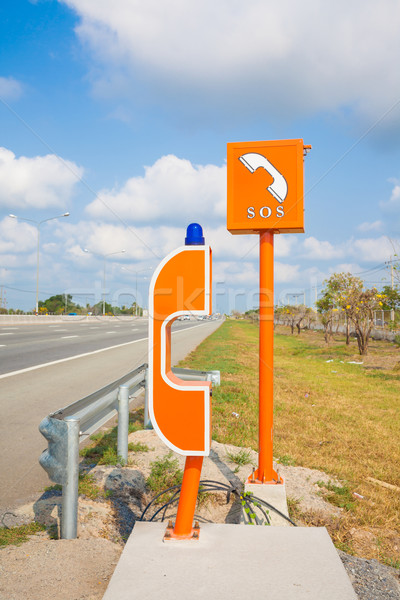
[103,522,357,600]
[244,477,290,526]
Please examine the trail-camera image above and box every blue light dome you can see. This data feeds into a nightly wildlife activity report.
[185,223,205,245]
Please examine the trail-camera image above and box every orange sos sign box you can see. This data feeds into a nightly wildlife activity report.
[227,139,305,234]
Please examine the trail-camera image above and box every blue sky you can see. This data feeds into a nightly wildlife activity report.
[1,0,400,313]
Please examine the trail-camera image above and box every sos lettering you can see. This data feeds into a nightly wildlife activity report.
[247,206,284,219]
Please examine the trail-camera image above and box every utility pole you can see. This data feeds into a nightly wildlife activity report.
[391,259,395,322]
[385,257,395,322]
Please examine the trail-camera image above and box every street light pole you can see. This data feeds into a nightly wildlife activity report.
[84,249,126,315]
[9,212,70,314]
[103,257,106,316]
[121,266,152,316]
[135,273,138,316]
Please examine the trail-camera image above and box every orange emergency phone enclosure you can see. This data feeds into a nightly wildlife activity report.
[148,245,212,456]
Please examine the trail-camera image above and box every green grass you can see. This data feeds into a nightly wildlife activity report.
[382,557,400,569]
[225,448,253,467]
[316,480,355,511]
[80,408,144,465]
[128,442,151,453]
[45,474,110,500]
[277,454,296,466]
[180,319,400,564]
[78,473,111,500]
[44,483,62,492]
[286,496,301,520]
[146,453,183,503]
[0,522,46,546]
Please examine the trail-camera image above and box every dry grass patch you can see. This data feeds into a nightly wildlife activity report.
[180,319,400,566]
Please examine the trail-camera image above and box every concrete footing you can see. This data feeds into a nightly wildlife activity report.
[244,476,290,526]
[102,522,357,600]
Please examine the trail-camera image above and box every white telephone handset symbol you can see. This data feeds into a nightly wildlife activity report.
[239,152,288,204]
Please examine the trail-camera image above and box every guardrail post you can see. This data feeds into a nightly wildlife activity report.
[62,417,80,539]
[117,385,129,462]
[144,367,152,429]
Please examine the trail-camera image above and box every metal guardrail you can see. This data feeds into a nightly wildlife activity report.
[171,367,220,386]
[39,363,148,539]
[38,364,220,539]
[51,364,148,437]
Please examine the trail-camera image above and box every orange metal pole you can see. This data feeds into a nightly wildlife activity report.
[172,456,203,538]
[255,231,279,483]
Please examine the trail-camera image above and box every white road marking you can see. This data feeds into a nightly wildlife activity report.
[0,333,13,336]
[0,345,6,347]
[0,337,148,379]
[61,335,79,339]
[0,322,210,380]
[54,329,67,332]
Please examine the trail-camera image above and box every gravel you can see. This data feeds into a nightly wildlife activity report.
[339,551,400,600]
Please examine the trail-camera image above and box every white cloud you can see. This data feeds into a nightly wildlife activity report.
[214,260,258,286]
[302,236,344,260]
[0,77,23,101]
[351,236,393,262]
[63,220,184,265]
[86,154,226,225]
[7,202,397,311]
[380,182,400,212]
[357,220,383,232]
[0,147,84,210]
[208,228,297,264]
[0,217,36,253]
[208,227,257,261]
[275,261,300,283]
[275,235,298,258]
[62,0,400,123]
[300,233,399,265]
[328,263,362,275]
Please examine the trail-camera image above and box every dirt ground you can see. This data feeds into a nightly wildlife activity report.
[1,430,399,600]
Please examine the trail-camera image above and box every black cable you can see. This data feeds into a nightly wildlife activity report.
[140,484,182,520]
[241,497,258,524]
[249,494,297,526]
[244,496,271,525]
[200,479,241,493]
[150,494,181,522]
[161,489,181,522]
[140,478,297,526]
[147,484,233,523]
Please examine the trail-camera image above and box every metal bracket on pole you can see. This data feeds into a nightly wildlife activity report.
[171,367,220,386]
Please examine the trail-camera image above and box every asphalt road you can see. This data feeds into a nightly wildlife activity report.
[0,318,222,509]
[0,317,204,376]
